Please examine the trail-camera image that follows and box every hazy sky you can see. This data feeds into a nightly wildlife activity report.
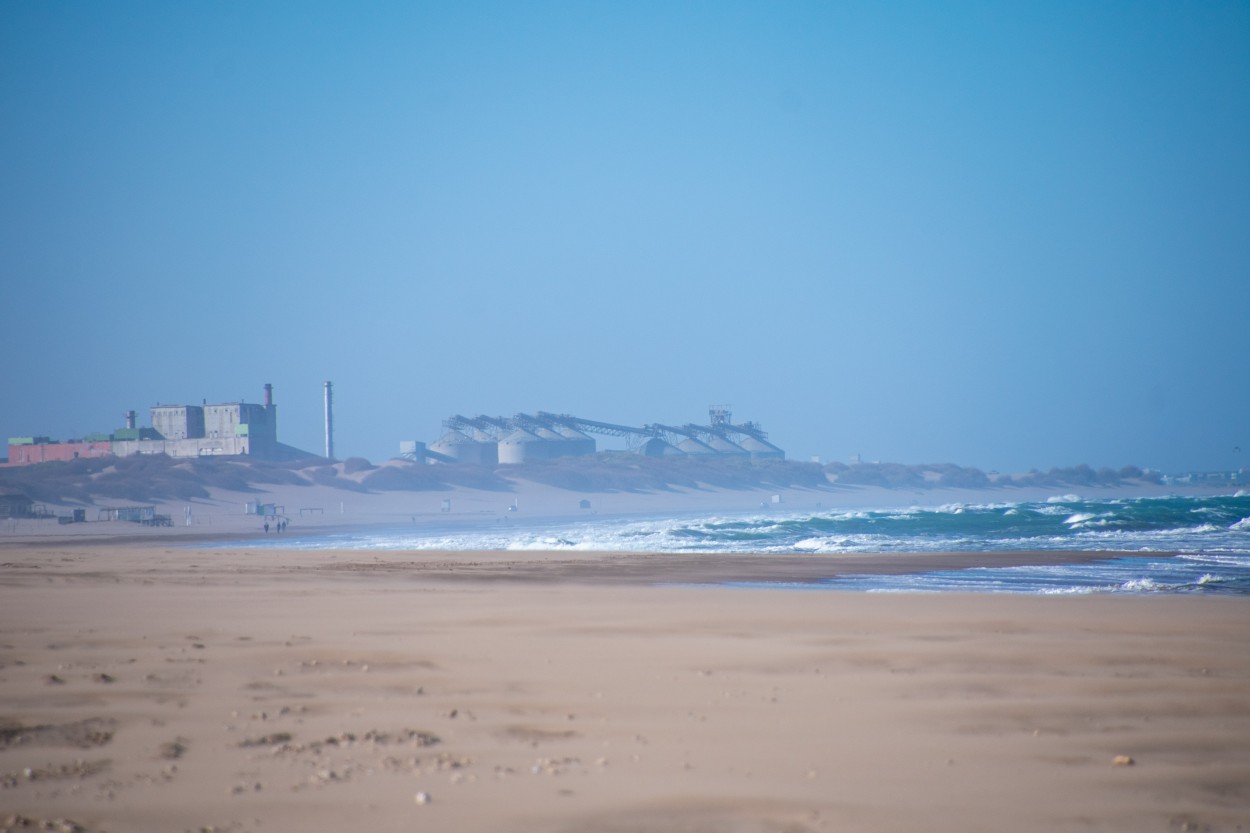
[3,2,1247,473]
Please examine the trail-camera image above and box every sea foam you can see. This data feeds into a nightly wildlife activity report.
[211,493,1250,595]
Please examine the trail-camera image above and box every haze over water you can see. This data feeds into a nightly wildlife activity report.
[2,4,1247,473]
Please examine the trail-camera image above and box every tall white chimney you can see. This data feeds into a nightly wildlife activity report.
[324,381,335,461]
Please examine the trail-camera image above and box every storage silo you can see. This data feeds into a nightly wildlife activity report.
[530,425,565,441]
[551,424,596,457]
[675,436,718,455]
[431,430,499,465]
[737,435,785,460]
[705,435,750,457]
[636,436,683,457]
[529,426,570,461]
[498,428,544,464]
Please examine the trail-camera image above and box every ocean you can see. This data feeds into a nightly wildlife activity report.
[234,492,1250,595]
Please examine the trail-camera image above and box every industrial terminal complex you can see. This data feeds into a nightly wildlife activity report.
[4,381,784,467]
[412,407,785,464]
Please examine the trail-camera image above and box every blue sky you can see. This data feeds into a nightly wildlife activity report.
[2,2,1247,473]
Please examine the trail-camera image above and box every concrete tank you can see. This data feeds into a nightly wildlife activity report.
[737,435,785,460]
[501,425,597,463]
[551,425,596,456]
[498,428,548,464]
[705,435,750,457]
[675,436,718,455]
[636,437,683,457]
[431,431,499,465]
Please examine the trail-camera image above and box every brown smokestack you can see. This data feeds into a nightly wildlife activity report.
[263,383,273,408]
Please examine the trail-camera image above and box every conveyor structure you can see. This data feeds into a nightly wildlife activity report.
[422,408,783,464]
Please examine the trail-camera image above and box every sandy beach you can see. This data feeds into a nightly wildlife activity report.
[1,543,1248,833]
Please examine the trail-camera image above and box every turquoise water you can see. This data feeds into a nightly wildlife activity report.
[231,493,1250,595]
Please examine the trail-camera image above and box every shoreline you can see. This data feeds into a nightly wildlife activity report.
[1,479,1239,549]
[0,544,1138,587]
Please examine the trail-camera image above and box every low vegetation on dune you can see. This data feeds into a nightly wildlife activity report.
[0,454,517,504]
[0,456,319,505]
[0,452,1164,507]
[359,462,513,493]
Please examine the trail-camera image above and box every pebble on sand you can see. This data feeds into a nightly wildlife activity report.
[1111,755,1135,766]
[414,791,432,805]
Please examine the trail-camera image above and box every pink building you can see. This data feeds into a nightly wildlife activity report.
[3,439,113,467]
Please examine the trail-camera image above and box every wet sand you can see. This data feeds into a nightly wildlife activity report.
[1,545,1248,832]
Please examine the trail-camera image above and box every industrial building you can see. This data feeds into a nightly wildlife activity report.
[3,384,300,467]
[3,437,115,466]
[418,408,784,465]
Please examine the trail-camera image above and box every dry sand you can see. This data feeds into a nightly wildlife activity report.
[1,544,1248,833]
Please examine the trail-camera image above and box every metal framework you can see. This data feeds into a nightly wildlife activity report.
[438,408,779,454]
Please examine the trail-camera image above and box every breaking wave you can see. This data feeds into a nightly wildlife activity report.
[227,493,1250,595]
